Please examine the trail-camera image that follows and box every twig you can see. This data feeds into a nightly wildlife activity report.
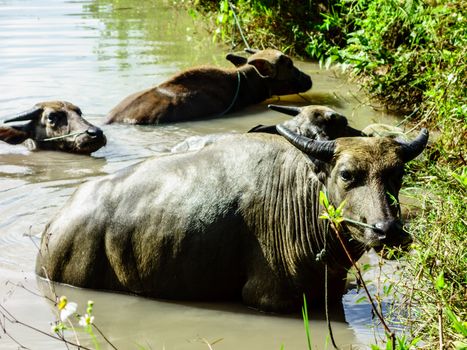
[0,304,94,350]
[93,323,119,350]
[437,302,444,350]
[0,313,30,349]
[328,221,396,349]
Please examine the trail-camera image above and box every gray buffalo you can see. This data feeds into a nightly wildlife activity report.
[105,49,312,125]
[172,104,359,153]
[250,104,362,139]
[0,101,106,154]
[36,126,428,312]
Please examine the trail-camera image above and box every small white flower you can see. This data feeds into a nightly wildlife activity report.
[79,313,95,326]
[58,296,77,322]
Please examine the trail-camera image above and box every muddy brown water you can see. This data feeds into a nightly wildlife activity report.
[0,1,402,349]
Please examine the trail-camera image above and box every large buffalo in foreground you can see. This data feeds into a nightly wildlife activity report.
[0,101,106,154]
[105,49,312,125]
[36,127,428,312]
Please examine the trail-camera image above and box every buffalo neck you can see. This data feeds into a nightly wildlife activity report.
[234,65,272,108]
[245,150,365,284]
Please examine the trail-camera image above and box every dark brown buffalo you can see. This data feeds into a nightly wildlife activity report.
[0,101,106,154]
[105,49,312,125]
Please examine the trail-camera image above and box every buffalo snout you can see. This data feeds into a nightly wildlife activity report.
[297,70,312,91]
[86,126,104,138]
[371,219,412,250]
[75,126,107,154]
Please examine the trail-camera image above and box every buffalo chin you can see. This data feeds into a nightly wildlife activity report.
[72,135,107,154]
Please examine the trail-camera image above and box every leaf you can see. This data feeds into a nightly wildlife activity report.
[385,338,393,350]
[302,295,313,350]
[319,191,329,209]
[436,271,445,290]
[355,296,367,304]
[383,284,393,296]
[335,199,347,217]
[453,341,467,350]
[445,307,467,336]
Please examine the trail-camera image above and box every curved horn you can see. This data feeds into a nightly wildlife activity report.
[276,124,335,162]
[244,48,259,54]
[4,107,42,123]
[268,104,303,117]
[398,128,429,162]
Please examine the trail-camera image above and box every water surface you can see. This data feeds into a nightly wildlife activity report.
[0,1,400,349]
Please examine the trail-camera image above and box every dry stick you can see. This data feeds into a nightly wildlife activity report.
[33,275,119,350]
[0,304,94,350]
[437,302,444,350]
[328,221,396,349]
[0,313,30,349]
[93,324,119,350]
[24,240,121,350]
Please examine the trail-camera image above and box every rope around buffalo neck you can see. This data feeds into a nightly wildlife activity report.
[213,70,241,118]
[40,131,86,142]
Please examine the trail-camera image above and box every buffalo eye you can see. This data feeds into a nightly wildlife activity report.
[47,112,65,126]
[339,170,353,182]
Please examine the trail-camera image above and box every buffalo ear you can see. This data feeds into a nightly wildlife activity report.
[226,53,248,67]
[248,58,276,78]
[0,125,30,145]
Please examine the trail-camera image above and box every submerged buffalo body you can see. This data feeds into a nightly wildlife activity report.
[36,128,428,312]
[0,101,106,154]
[105,49,312,125]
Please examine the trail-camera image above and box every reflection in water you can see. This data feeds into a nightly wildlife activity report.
[0,0,401,349]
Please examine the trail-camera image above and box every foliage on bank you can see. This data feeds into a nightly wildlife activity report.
[194,0,466,348]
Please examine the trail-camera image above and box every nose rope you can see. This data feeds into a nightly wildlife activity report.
[212,70,241,118]
[342,217,378,230]
[40,130,87,142]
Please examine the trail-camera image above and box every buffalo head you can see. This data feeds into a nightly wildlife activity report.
[267,104,362,139]
[226,49,312,96]
[1,101,106,154]
[277,124,429,251]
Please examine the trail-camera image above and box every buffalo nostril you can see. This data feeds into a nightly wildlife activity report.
[373,220,404,240]
[86,127,103,138]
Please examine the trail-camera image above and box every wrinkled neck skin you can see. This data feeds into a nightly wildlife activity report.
[245,153,363,294]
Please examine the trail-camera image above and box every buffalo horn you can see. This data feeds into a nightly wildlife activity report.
[244,48,259,54]
[398,128,429,162]
[276,124,335,162]
[4,107,42,123]
[268,104,302,117]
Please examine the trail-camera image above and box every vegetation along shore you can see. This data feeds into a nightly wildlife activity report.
[193,0,466,348]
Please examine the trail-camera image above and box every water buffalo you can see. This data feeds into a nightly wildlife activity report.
[105,49,312,124]
[172,104,387,153]
[250,104,363,139]
[36,127,428,312]
[0,101,106,154]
